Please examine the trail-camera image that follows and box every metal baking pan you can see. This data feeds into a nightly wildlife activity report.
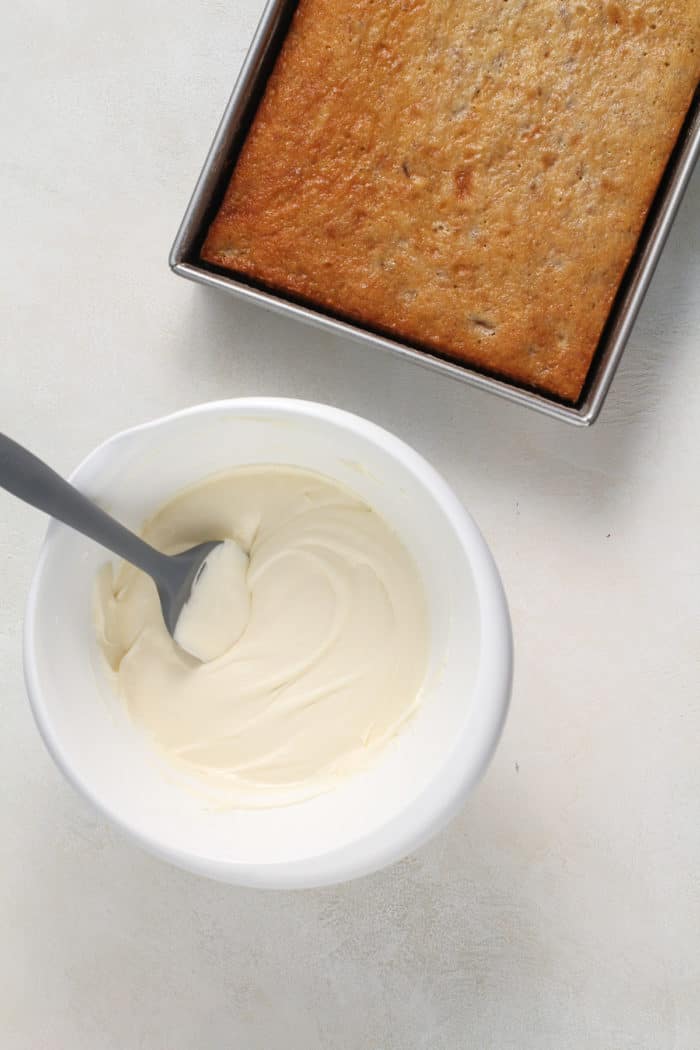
[170,0,700,426]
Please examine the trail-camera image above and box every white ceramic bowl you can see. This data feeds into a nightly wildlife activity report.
[24,398,512,888]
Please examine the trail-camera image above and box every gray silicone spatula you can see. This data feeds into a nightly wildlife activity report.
[0,432,247,661]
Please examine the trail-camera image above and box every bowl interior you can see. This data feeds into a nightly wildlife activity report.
[26,400,495,885]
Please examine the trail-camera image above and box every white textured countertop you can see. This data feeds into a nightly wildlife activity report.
[2,3,699,1047]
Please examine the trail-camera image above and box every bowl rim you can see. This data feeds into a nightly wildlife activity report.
[23,397,512,888]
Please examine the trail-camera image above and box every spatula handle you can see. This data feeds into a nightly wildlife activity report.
[0,432,170,579]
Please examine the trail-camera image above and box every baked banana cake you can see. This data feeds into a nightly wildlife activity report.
[202,0,700,402]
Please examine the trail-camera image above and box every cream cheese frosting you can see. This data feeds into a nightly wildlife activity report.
[95,466,429,807]
[174,539,251,663]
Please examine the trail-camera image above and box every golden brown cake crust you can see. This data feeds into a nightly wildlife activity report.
[202,0,700,402]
